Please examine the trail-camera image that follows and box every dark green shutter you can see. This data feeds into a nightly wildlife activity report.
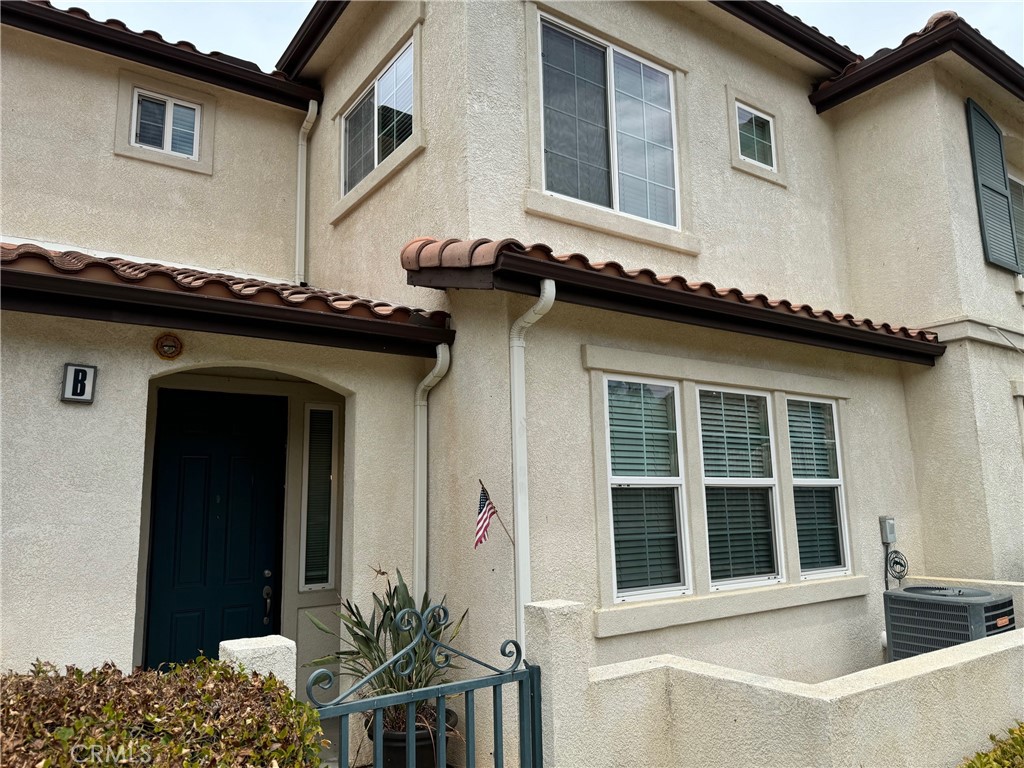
[612,487,681,591]
[1011,180,1024,262]
[966,98,1021,273]
[304,409,334,586]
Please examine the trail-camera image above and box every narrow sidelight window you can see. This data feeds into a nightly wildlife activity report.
[344,42,414,193]
[541,20,677,226]
[698,389,780,586]
[607,379,686,597]
[301,405,338,590]
[787,399,847,573]
[966,98,1021,273]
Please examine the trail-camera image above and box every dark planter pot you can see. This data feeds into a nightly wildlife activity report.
[368,709,458,768]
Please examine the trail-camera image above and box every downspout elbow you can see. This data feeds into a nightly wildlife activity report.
[510,279,556,347]
[294,99,318,286]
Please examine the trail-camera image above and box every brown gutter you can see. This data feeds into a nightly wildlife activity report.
[404,241,945,366]
[1,1,322,110]
[276,1,350,80]
[709,1,858,75]
[810,18,1024,112]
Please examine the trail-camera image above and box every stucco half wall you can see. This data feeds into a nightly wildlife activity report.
[527,600,1024,768]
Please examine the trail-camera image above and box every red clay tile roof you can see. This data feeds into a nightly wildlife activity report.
[810,11,1024,111]
[3,241,454,357]
[0,1,321,109]
[401,237,944,364]
[3,242,448,327]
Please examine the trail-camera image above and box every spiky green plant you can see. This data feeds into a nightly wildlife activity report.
[306,570,466,731]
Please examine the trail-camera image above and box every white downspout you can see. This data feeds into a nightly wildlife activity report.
[414,344,451,603]
[509,279,556,651]
[294,99,318,285]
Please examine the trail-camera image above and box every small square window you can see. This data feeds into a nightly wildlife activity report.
[131,88,200,160]
[343,42,414,194]
[736,102,775,171]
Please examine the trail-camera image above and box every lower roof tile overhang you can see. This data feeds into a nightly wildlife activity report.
[404,240,945,366]
[2,248,454,359]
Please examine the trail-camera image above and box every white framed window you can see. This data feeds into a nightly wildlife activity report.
[787,398,850,578]
[299,404,339,591]
[606,376,689,601]
[343,41,414,194]
[697,387,783,590]
[130,87,200,160]
[735,101,775,171]
[540,18,678,227]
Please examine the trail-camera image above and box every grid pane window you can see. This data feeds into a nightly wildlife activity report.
[133,91,199,158]
[608,380,684,595]
[737,104,774,169]
[787,400,846,572]
[541,21,676,226]
[343,41,415,194]
[698,389,779,585]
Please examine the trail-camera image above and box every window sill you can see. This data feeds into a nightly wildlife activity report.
[592,575,869,638]
[524,189,702,256]
[731,157,787,188]
[329,128,427,226]
[114,144,211,175]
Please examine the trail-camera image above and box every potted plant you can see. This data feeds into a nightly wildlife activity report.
[307,570,467,768]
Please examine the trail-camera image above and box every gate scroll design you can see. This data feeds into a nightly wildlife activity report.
[307,605,543,768]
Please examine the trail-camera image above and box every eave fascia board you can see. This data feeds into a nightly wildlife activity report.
[1,1,323,110]
[810,20,1024,112]
[406,256,945,366]
[709,0,859,75]
[2,269,453,358]
[276,0,350,79]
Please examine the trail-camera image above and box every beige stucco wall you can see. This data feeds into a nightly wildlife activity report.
[0,27,302,280]
[529,600,1024,768]
[0,311,430,673]
[426,293,932,686]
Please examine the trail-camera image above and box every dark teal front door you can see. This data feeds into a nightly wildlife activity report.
[145,389,287,668]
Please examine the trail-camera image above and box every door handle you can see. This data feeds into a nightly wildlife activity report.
[263,585,272,625]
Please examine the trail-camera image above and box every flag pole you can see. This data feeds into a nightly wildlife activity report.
[480,479,515,546]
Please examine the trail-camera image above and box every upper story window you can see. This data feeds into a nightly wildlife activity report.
[966,98,1022,274]
[131,88,200,160]
[344,41,414,194]
[1010,176,1024,261]
[540,20,677,227]
[736,102,775,171]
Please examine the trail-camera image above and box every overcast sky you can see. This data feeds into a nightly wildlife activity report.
[50,1,1023,72]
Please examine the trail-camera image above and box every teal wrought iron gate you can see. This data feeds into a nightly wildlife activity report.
[307,606,543,768]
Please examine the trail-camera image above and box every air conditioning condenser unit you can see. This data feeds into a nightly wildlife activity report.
[883,586,1015,662]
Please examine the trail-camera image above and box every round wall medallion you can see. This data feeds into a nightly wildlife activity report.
[154,333,184,360]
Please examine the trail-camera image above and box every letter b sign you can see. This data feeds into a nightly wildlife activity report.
[61,364,97,403]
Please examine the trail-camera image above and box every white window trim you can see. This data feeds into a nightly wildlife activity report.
[735,100,776,173]
[341,39,414,196]
[786,396,852,581]
[114,71,216,175]
[130,87,201,161]
[538,14,682,231]
[725,85,786,188]
[604,374,692,602]
[329,20,426,225]
[696,385,785,591]
[299,403,339,592]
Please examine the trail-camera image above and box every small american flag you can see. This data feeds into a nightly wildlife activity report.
[475,484,498,548]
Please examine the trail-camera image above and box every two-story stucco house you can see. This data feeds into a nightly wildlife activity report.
[2,1,1022,765]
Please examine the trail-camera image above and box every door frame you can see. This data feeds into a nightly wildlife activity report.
[132,370,346,670]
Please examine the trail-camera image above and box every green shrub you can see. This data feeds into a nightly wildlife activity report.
[1,657,324,767]
[961,722,1024,768]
